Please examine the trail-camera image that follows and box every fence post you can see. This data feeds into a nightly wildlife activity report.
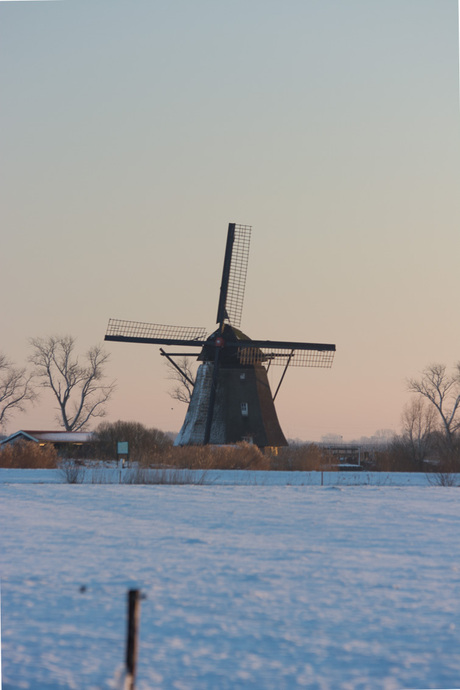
[125,589,141,690]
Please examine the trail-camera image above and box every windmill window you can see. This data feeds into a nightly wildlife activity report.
[241,402,249,417]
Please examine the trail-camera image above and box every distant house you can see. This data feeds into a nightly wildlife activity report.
[318,443,366,470]
[0,430,94,456]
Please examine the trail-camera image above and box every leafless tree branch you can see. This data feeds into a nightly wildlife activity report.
[407,362,460,449]
[0,354,36,428]
[29,336,116,431]
[164,356,196,405]
[400,396,436,465]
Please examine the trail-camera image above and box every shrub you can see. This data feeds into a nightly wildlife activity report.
[140,442,270,471]
[123,467,209,485]
[0,441,58,469]
[273,444,331,471]
[373,435,460,473]
[92,420,173,462]
[372,445,418,472]
[59,459,85,484]
[426,472,459,487]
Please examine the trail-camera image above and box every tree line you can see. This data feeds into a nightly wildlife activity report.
[1,336,460,471]
[389,363,460,471]
[0,335,193,433]
[342,363,460,473]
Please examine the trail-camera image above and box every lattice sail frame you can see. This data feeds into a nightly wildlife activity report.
[224,224,251,327]
[106,319,207,342]
[238,347,335,368]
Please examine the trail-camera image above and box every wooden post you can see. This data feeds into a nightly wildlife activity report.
[125,589,141,690]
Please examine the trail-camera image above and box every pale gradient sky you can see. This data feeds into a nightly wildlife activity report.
[1,0,459,441]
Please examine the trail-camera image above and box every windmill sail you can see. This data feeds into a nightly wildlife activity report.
[237,341,335,368]
[216,223,251,328]
[105,319,207,347]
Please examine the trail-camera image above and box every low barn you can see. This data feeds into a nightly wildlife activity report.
[0,430,93,456]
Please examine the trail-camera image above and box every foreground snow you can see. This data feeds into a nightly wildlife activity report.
[1,473,460,689]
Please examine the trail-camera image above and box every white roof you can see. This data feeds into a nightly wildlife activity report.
[0,430,93,445]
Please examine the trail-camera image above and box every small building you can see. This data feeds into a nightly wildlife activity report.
[319,443,364,470]
[0,430,94,456]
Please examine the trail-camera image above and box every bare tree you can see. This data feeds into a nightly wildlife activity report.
[407,363,460,451]
[29,335,115,431]
[0,353,36,428]
[164,355,196,404]
[400,397,436,467]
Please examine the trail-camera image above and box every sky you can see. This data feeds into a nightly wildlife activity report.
[1,0,459,442]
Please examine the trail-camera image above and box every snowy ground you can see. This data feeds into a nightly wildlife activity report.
[1,470,460,689]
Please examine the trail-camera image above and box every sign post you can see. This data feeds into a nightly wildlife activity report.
[125,589,141,690]
[117,441,129,483]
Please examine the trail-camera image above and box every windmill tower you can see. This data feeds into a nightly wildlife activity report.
[105,223,335,447]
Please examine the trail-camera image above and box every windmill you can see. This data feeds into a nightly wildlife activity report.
[105,223,335,447]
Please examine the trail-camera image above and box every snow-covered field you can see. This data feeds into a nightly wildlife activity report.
[1,470,460,689]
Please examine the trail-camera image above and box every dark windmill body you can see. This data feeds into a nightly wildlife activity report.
[176,323,288,447]
[105,223,335,448]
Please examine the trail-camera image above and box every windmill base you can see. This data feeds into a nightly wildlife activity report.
[174,362,288,448]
